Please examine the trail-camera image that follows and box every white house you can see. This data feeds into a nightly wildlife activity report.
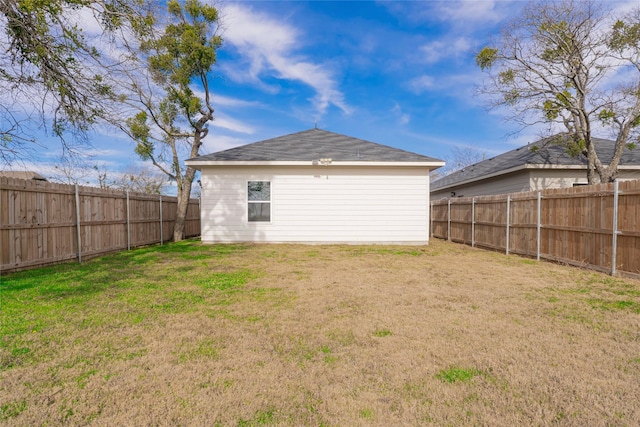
[431,136,640,200]
[186,128,444,244]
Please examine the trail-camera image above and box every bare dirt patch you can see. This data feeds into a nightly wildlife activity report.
[2,239,640,425]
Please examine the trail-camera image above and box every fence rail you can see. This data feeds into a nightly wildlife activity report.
[1,177,200,273]
[431,180,640,279]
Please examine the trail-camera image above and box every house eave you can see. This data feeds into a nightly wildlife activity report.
[186,160,446,169]
[431,162,640,192]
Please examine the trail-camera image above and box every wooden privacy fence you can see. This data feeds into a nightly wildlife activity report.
[1,177,200,273]
[431,179,640,279]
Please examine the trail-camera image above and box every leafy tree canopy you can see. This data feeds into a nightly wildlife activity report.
[118,0,220,241]
[0,0,151,163]
[476,0,640,184]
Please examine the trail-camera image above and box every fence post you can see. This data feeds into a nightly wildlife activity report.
[429,201,433,239]
[536,191,541,261]
[447,199,451,241]
[159,195,163,245]
[471,197,475,248]
[612,181,619,276]
[506,195,510,255]
[126,190,131,251]
[75,184,82,263]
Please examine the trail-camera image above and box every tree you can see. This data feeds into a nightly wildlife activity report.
[49,157,113,188]
[0,0,150,164]
[432,146,486,180]
[49,156,167,193]
[476,0,640,184]
[115,166,167,194]
[117,0,220,241]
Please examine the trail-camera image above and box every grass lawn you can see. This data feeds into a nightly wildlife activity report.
[1,239,640,426]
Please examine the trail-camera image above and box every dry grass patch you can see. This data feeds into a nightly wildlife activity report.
[1,239,640,425]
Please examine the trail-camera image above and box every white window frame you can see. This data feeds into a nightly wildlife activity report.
[247,180,272,223]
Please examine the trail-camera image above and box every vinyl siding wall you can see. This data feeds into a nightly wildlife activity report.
[432,168,640,200]
[619,170,640,180]
[199,165,430,244]
[431,171,531,200]
[530,169,588,190]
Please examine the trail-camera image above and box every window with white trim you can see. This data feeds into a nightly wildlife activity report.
[247,181,271,222]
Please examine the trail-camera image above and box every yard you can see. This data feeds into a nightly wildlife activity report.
[1,239,640,426]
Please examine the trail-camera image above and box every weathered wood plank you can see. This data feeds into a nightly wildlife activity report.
[430,179,640,277]
[1,178,201,273]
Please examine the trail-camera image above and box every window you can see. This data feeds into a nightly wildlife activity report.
[248,181,271,222]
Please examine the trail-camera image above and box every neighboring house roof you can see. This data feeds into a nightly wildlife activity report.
[0,171,48,181]
[431,136,640,192]
[187,128,444,167]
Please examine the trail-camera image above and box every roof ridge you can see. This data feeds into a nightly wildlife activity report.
[187,128,444,163]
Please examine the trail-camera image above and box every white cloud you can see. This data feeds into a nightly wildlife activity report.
[434,0,504,25]
[391,102,410,126]
[419,37,472,64]
[382,0,515,31]
[213,95,262,108]
[201,133,250,154]
[219,4,351,118]
[210,114,255,134]
[408,75,435,94]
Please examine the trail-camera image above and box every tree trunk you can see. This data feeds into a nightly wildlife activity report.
[173,169,195,242]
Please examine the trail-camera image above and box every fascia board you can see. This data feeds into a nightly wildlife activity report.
[432,162,640,192]
[186,160,446,168]
[432,163,589,191]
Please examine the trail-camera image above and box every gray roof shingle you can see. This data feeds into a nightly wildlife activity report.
[189,128,443,163]
[431,136,640,191]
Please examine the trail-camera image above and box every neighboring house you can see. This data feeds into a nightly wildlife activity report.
[431,136,640,200]
[0,171,48,181]
[186,128,444,244]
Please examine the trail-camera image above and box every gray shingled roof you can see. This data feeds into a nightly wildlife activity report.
[190,128,443,163]
[431,136,640,191]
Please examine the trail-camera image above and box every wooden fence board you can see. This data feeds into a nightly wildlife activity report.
[0,177,201,273]
[431,179,640,278]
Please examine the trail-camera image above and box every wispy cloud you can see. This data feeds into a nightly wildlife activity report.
[382,1,514,30]
[408,75,435,94]
[391,102,410,126]
[211,114,255,134]
[201,133,250,154]
[432,0,506,26]
[219,4,350,118]
[419,37,473,64]
[213,94,262,108]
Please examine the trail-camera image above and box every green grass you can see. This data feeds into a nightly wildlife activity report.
[0,240,262,372]
[0,399,27,420]
[177,338,220,363]
[2,239,640,425]
[344,247,424,257]
[436,367,483,384]
[587,299,640,313]
[359,408,374,419]
[237,408,278,426]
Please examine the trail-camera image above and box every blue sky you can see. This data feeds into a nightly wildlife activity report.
[206,0,524,159]
[10,0,638,184]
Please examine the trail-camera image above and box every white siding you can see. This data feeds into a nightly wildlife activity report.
[620,170,640,181]
[530,169,588,190]
[431,171,531,200]
[200,166,430,244]
[431,167,640,200]
[531,169,640,189]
